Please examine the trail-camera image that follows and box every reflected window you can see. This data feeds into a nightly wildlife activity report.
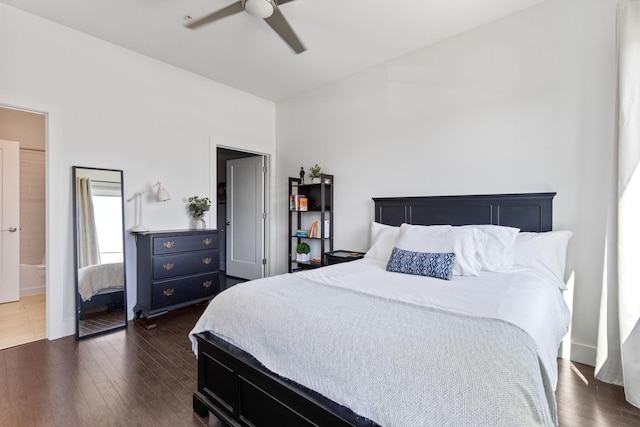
[91,182,123,263]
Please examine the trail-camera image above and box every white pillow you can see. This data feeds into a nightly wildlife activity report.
[364,222,401,262]
[396,224,486,276]
[513,231,573,286]
[460,225,520,271]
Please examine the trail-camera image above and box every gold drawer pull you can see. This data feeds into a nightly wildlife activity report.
[163,241,175,249]
[163,288,174,297]
[203,238,212,245]
[202,280,212,288]
[202,257,212,265]
[163,263,174,271]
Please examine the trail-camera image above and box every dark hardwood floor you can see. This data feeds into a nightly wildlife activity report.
[556,358,640,426]
[0,303,210,427]
[1,300,639,426]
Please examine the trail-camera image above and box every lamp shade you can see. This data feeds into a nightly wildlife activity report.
[156,183,171,202]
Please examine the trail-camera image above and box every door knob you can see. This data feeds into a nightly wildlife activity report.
[1,227,17,232]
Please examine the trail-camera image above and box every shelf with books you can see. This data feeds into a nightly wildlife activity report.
[288,174,334,272]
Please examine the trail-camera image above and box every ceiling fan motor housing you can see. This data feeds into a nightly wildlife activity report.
[243,0,276,19]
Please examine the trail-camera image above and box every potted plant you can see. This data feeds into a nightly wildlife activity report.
[308,164,322,183]
[296,242,311,262]
[188,196,211,229]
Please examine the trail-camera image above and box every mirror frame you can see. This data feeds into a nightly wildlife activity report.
[72,166,127,339]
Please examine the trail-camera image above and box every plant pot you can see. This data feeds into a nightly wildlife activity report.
[311,177,321,184]
[296,253,310,262]
[192,217,206,230]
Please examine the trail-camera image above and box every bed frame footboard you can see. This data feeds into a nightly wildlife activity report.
[193,332,376,427]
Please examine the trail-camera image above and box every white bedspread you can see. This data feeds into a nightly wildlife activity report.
[297,258,571,389]
[78,262,124,302]
[189,260,570,426]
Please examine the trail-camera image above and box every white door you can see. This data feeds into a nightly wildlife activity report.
[226,156,265,280]
[0,140,20,303]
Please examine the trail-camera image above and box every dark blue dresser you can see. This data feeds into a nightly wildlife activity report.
[133,229,220,320]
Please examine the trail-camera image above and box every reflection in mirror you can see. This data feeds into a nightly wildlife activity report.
[73,166,127,339]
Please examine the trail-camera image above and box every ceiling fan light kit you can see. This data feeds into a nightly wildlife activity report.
[185,0,305,54]
[243,0,276,19]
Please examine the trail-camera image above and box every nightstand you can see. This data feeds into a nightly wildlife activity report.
[325,250,366,265]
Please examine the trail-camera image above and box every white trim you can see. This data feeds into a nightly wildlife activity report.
[566,342,597,366]
[0,94,71,340]
[20,286,46,297]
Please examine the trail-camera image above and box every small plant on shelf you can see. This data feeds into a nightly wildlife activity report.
[296,242,311,262]
[308,164,322,183]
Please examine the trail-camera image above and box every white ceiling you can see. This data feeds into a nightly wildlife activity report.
[3,0,547,101]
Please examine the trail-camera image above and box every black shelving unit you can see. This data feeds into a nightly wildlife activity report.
[288,174,334,272]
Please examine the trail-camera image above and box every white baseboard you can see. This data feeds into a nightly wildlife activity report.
[60,317,76,339]
[562,342,597,366]
[20,286,46,297]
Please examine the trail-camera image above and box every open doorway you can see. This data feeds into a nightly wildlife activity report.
[0,106,47,349]
[217,147,268,288]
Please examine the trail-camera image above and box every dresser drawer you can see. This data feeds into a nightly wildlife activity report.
[153,250,219,280]
[153,233,218,255]
[151,272,219,309]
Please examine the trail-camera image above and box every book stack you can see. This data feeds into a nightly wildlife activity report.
[308,220,320,238]
[308,219,330,238]
[295,229,309,237]
[289,195,308,211]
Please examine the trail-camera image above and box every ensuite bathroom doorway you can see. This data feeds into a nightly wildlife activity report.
[0,106,47,350]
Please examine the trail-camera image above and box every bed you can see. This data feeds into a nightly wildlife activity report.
[189,193,571,427]
[77,262,125,319]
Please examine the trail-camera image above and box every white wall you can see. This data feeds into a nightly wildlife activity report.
[19,150,46,266]
[0,4,276,339]
[276,0,617,365]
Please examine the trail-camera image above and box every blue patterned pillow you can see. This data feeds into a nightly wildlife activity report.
[386,247,456,280]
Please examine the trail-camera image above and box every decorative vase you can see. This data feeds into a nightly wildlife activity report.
[193,216,206,230]
[296,253,310,262]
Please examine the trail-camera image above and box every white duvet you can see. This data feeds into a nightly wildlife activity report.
[78,262,124,302]
[296,258,571,389]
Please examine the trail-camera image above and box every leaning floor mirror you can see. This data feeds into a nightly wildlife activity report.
[72,166,127,339]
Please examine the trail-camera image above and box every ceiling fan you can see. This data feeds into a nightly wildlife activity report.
[185,0,305,54]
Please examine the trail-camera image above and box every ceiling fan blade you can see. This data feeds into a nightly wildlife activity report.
[185,1,244,29]
[264,8,305,54]
[277,0,296,5]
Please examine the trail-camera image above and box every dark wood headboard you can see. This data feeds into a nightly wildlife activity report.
[373,193,555,232]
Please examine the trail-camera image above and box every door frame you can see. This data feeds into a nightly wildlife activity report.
[211,143,270,278]
[0,100,53,338]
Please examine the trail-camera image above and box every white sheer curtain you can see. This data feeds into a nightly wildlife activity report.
[76,177,101,268]
[595,0,640,409]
